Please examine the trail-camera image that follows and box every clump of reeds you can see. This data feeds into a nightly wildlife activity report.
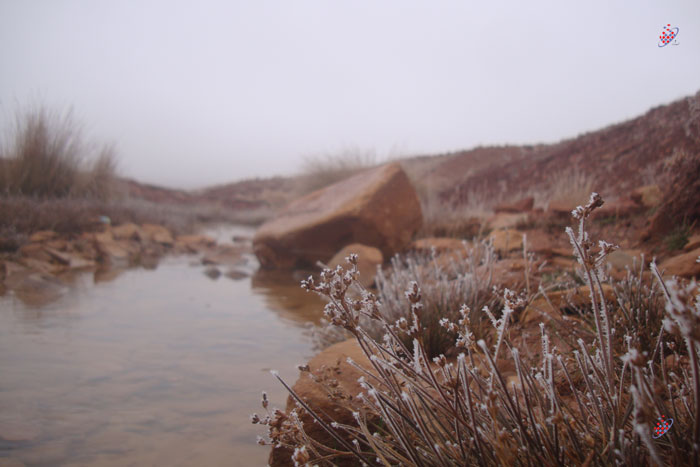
[0,105,118,199]
[255,193,699,466]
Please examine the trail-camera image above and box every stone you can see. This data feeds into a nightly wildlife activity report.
[547,200,578,217]
[521,284,616,324]
[203,266,221,280]
[269,339,371,466]
[494,196,534,213]
[488,229,524,255]
[111,223,143,241]
[141,224,174,246]
[254,163,422,269]
[93,231,130,265]
[175,234,216,253]
[630,184,662,209]
[43,247,96,269]
[410,237,468,255]
[201,245,246,266]
[658,247,700,279]
[524,230,561,257]
[327,243,383,288]
[592,197,642,219]
[19,243,53,263]
[93,267,126,284]
[486,212,529,230]
[224,269,248,280]
[685,234,700,252]
[44,239,68,251]
[606,249,645,272]
[28,230,57,243]
[18,258,64,275]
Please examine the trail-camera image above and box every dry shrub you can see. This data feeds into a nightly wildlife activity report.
[417,187,492,238]
[255,193,700,466]
[295,148,376,196]
[0,106,117,199]
[543,167,596,208]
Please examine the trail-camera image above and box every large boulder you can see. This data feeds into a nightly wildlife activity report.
[254,163,422,269]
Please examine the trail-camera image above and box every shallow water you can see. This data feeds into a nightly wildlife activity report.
[0,226,326,466]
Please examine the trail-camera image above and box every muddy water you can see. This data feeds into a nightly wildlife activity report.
[0,226,327,466]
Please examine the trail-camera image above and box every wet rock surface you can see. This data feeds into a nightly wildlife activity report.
[0,223,250,306]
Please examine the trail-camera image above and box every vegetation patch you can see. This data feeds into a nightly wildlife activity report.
[255,193,700,466]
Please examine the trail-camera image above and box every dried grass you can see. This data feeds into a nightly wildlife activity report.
[0,106,118,199]
[295,148,376,196]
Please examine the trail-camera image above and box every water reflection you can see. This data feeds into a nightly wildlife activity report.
[0,226,324,466]
[251,268,327,325]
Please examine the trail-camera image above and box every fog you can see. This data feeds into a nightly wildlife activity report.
[1,1,699,188]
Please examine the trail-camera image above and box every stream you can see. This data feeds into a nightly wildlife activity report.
[0,225,327,466]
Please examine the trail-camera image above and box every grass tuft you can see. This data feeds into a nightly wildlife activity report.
[0,105,118,199]
[294,148,376,196]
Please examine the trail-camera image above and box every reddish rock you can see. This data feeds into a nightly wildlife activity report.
[93,231,131,265]
[28,230,57,243]
[410,237,467,255]
[494,196,534,213]
[547,200,578,217]
[659,247,700,279]
[175,234,216,253]
[201,245,246,266]
[630,184,662,209]
[141,224,174,246]
[606,249,645,272]
[685,234,700,252]
[592,197,642,219]
[18,258,64,275]
[486,212,529,230]
[327,244,383,288]
[488,229,524,255]
[254,163,422,269]
[524,230,561,257]
[269,339,371,466]
[522,284,616,324]
[19,243,53,263]
[44,247,96,269]
[112,223,143,241]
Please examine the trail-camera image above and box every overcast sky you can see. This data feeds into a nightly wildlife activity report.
[1,1,699,189]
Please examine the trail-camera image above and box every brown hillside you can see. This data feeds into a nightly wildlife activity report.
[426,92,700,206]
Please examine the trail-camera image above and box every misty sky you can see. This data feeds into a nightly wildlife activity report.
[1,1,699,189]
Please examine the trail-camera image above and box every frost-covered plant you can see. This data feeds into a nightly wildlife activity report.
[255,193,700,466]
[374,241,501,357]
